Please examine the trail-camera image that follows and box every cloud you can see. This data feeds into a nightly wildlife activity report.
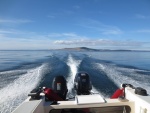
[73,5,80,9]
[47,15,56,19]
[135,14,150,19]
[136,29,150,33]
[54,39,142,47]
[0,32,55,50]
[47,10,74,19]
[0,29,39,41]
[0,29,146,50]
[47,33,128,46]
[0,39,53,50]
[0,29,24,34]
[47,33,88,39]
[0,18,33,24]
[101,28,122,35]
[79,19,123,35]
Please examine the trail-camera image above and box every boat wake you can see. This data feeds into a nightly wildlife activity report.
[0,70,27,89]
[96,63,150,94]
[66,54,81,98]
[1,52,150,113]
[66,55,102,97]
[0,64,48,113]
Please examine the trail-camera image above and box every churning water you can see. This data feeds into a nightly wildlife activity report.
[0,50,150,113]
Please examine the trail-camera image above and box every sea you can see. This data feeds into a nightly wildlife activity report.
[0,50,150,113]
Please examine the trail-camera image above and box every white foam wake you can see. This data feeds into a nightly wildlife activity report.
[66,54,81,97]
[0,64,47,113]
[96,63,150,94]
[0,70,27,89]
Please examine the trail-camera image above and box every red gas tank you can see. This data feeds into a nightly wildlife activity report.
[44,88,63,101]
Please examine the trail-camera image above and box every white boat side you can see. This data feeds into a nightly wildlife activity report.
[12,86,150,113]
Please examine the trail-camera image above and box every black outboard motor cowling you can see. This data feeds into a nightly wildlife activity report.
[52,76,68,100]
[74,72,92,95]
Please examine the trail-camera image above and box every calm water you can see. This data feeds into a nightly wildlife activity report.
[0,50,150,113]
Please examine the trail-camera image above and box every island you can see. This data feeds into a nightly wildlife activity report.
[59,47,133,52]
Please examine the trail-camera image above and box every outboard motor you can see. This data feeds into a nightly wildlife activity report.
[74,72,92,95]
[52,76,68,100]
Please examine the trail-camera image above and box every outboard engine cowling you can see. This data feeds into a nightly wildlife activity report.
[74,72,92,95]
[52,76,68,100]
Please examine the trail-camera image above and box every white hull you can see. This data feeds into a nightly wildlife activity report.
[12,86,150,113]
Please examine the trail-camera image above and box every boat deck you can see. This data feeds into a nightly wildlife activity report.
[12,87,150,113]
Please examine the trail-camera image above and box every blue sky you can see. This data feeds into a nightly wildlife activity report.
[0,0,150,50]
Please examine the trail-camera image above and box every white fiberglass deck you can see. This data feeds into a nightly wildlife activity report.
[12,87,150,113]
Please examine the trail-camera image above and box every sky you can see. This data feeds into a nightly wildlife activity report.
[0,0,150,50]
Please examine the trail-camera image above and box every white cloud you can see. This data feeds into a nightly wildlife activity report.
[62,33,77,37]
[48,33,88,39]
[47,10,74,19]
[47,15,56,19]
[0,33,55,50]
[135,14,150,19]
[73,5,80,9]
[54,39,142,47]
[0,18,33,24]
[101,28,122,35]
[0,29,147,50]
[0,29,24,34]
[136,29,150,33]
[79,19,123,35]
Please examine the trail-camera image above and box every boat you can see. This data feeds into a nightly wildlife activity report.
[12,72,150,113]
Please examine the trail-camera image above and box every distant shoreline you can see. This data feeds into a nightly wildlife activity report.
[0,47,150,52]
[59,47,150,52]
